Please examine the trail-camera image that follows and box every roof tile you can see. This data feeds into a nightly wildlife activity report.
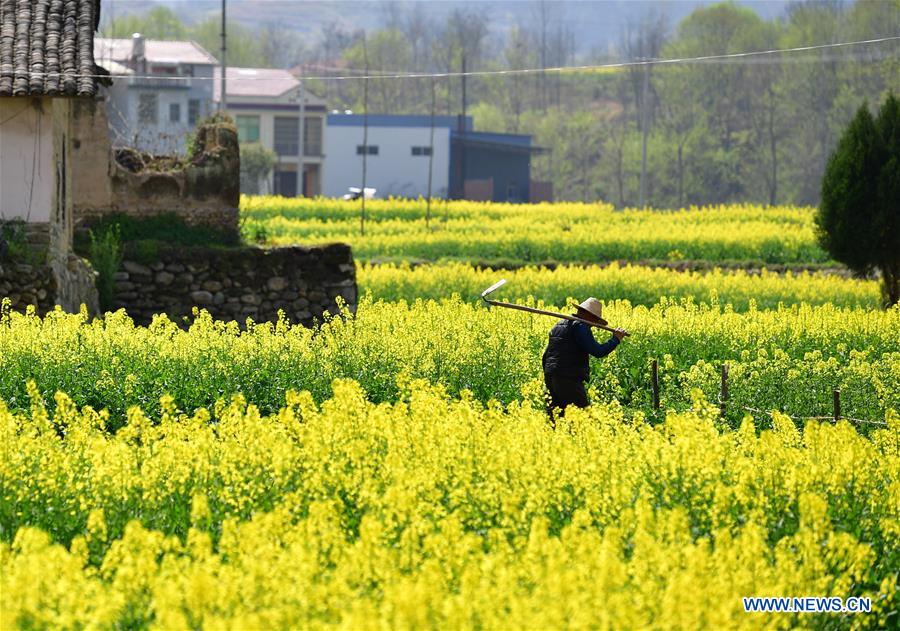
[0,0,99,97]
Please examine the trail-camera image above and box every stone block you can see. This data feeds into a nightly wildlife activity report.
[155,271,174,285]
[203,280,223,292]
[123,261,152,276]
[267,276,289,291]
[113,272,129,281]
[190,290,214,304]
[166,263,186,273]
[240,293,261,305]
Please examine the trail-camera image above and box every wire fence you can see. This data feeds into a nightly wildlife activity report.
[648,359,889,428]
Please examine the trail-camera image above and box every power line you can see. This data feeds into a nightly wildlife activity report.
[7,35,899,84]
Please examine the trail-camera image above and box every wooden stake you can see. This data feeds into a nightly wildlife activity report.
[720,363,728,417]
[833,389,841,422]
[651,359,659,410]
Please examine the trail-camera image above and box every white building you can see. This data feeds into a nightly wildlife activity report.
[1,0,100,313]
[214,67,327,196]
[94,36,218,154]
[324,114,451,199]
[324,114,545,202]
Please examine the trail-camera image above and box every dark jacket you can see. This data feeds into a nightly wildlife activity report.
[542,319,620,381]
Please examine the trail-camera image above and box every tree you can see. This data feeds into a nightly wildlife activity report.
[104,7,188,39]
[262,24,308,69]
[192,18,266,68]
[240,143,277,195]
[817,94,900,306]
[343,29,412,113]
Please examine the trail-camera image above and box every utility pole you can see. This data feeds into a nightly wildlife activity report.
[361,33,369,236]
[461,53,467,122]
[297,80,305,196]
[639,58,650,209]
[457,52,466,200]
[426,77,436,229]
[219,0,227,112]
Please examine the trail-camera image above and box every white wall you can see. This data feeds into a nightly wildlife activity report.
[0,100,54,222]
[324,126,449,199]
[105,65,216,155]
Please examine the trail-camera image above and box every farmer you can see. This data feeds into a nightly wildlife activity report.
[542,297,627,418]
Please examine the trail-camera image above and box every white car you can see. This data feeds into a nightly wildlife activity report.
[342,187,377,201]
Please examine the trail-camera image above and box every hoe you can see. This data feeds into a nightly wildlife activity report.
[480,279,631,336]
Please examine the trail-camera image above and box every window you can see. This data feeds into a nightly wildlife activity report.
[507,181,518,202]
[138,93,158,124]
[274,116,299,155]
[303,116,322,156]
[236,115,261,142]
[411,146,432,156]
[169,102,181,123]
[188,99,201,126]
[356,145,379,155]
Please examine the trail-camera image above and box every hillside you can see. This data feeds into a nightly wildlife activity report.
[106,0,792,55]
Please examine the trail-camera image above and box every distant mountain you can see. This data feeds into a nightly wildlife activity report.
[104,0,793,55]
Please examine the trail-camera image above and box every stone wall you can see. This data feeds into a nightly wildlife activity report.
[0,261,55,314]
[113,244,356,327]
[71,99,241,236]
[0,251,98,317]
[53,254,100,316]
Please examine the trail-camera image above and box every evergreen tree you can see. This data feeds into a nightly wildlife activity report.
[817,94,900,306]
[875,93,900,306]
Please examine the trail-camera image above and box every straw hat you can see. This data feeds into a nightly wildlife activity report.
[576,297,608,325]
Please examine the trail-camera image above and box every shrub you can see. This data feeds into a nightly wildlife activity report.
[88,225,122,313]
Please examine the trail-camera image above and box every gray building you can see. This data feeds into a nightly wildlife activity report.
[95,36,218,155]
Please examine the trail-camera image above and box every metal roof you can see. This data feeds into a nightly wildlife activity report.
[327,113,474,131]
[94,37,219,67]
[214,67,299,100]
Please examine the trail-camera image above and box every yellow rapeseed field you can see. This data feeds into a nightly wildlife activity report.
[241,196,828,264]
[2,197,897,629]
[2,299,897,425]
[2,381,898,629]
[358,261,880,310]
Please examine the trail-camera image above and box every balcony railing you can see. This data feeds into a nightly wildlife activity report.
[128,75,192,89]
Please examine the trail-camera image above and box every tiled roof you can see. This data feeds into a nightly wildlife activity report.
[213,67,299,100]
[94,38,219,66]
[0,0,100,96]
